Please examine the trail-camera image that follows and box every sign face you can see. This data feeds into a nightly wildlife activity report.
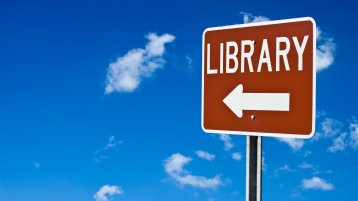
[202,17,316,138]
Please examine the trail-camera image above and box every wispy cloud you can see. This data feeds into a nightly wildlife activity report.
[274,164,294,176]
[312,117,343,141]
[291,191,303,199]
[219,134,234,151]
[278,164,294,172]
[105,33,175,93]
[94,185,124,201]
[105,136,122,150]
[240,12,335,72]
[232,152,242,161]
[277,138,304,151]
[349,118,358,149]
[315,115,358,152]
[302,177,334,191]
[321,118,343,138]
[185,55,193,70]
[164,153,223,189]
[94,136,122,163]
[240,12,270,23]
[299,162,314,169]
[195,150,215,161]
[327,133,347,153]
[262,155,267,171]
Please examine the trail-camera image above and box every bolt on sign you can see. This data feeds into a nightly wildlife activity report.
[201,17,316,138]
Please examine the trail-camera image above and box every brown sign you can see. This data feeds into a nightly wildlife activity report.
[201,18,316,138]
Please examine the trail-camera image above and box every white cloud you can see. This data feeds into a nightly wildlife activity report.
[232,152,242,161]
[145,33,175,57]
[277,138,304,151]
[164,153,223,189]
[94,136,122,163]
[321,118,343,138]
[240,12,270,24]
[278,164,294,172]
[164,153,190,174]
[349,119,358,149]
[240,12,335,72]
[274,164,294,176]
[316,110,327,118]
[105,33,175,93]
[105,136,122,150]
[327,133,347,153]
[299,162,314,169]
[172,174,223,189]
[316,27,335,72]
[312,116,344,141]
[94,185,124,201]
[315,116,358,152]
[219,134,234,151]
[302,177,334,191]
[195,150,215,161]
[185,55,193,70]
[262,156,267,171]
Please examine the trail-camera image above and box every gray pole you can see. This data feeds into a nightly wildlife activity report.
[246,136,262,201]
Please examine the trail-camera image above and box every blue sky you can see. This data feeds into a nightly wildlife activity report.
[0,0,357,201]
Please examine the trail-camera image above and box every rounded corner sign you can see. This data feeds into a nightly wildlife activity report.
[201,17,316,139]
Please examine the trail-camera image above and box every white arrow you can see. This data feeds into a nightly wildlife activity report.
[223,84,290,118]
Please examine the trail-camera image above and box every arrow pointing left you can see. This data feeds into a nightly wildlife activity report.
[223,84,290,118]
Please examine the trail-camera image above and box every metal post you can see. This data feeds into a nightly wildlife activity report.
[246,136,262,201]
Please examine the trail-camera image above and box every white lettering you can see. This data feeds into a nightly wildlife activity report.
[226,41,239,73]
[220,43,224,74]
[206,43,217,74]
[257,39,272,72]
[293,35,309,71]
[206,35,309,75]
[276,37,290,71]
[241,40,254,73]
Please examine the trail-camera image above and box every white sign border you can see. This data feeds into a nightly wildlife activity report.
[201,17,316,139]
